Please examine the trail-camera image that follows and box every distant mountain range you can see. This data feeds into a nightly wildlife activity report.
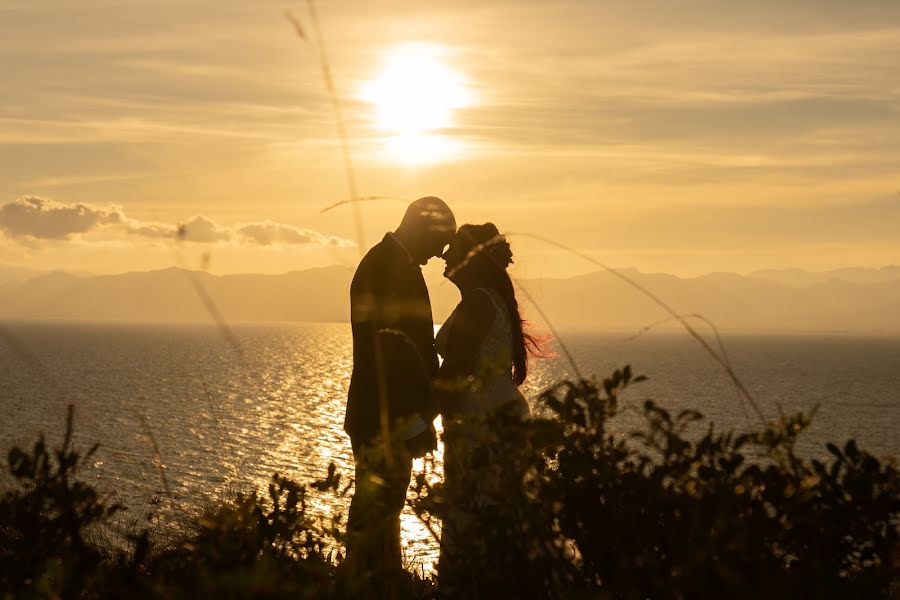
[521,268,900,334]
[0,264,44,286]
[1,264,898,334]
[0,266,353,324]
[749,266,900,287]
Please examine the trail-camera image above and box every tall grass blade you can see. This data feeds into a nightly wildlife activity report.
[508,231,766,425]
[139,413,173,500]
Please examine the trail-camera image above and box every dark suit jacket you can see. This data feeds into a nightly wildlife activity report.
[344,234,440,444]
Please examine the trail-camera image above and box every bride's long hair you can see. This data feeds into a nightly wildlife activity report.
[453,223,542,385]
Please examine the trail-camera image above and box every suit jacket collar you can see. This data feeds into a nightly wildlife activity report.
[385,232,415,266]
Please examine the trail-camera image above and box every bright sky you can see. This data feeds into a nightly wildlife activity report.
[1,0,899,278]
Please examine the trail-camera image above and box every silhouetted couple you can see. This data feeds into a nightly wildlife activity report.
[342,197,538,597]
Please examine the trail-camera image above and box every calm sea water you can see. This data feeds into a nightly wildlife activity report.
[1,321,898,571]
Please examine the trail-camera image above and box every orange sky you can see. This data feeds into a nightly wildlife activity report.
[1,0,899,278]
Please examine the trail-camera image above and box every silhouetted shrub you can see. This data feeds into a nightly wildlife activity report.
[410,367,900,599]
[137,473,341,598]
[0,409,349,599]
[0,406,123,597]
[2,370,897,598]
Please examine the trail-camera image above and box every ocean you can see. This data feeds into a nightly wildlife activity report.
[1,321,898,571]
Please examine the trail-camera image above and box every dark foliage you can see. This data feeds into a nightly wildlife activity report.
[410,367,900,599]
[137,473,341,598]
[2,370,897,598]
[0,406,122,598]
[1,408,347,599]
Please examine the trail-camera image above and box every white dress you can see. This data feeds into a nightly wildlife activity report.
[435,287,530,419]
[434,287,530,582]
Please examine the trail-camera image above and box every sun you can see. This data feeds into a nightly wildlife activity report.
[362,43,471,134]
[361,43,474,164]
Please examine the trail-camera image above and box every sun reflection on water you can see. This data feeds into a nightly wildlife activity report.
[3,322,898,582]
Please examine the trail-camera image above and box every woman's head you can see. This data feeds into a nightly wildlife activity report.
[442,223,541,385]
[442,223,513,286]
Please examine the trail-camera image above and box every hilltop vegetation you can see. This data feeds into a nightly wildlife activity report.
[1,370,897,598]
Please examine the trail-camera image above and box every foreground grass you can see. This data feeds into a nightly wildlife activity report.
[1,368,897,599]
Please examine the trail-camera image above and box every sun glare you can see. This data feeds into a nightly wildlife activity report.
[361,43,473,164]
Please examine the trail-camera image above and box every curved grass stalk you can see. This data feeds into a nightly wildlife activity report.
[320,195,409,214]
[506,231,766,425]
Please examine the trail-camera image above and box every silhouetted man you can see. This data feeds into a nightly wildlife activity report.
[343,196,456,595]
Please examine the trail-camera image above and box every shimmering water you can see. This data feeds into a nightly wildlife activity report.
[1,321,898,571]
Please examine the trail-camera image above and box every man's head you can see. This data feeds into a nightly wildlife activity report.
[394,196,456,265]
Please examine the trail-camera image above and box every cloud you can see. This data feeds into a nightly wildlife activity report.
[0,196,124,239]
[235,221,350,247]
[177,216,231,243]
[0,196,351,248]
[124,221,176,240]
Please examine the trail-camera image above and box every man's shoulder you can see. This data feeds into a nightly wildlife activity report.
[362,236,393,261]
[354,238,387,275]
[352,237,403,289]
[355,237,409,273]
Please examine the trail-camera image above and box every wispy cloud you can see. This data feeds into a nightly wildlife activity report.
[0,196,352,248]
[235,221,347,246]
[0,196,123,240]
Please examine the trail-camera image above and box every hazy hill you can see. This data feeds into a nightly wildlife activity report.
[0,263,45,286]
[750,265,900,287]
[1,265,898,334]
[0,266,353,324]
[517,270,900,333]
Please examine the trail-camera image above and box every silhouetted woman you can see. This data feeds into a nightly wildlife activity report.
[434,223,542,590]
[436,223,539,415]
